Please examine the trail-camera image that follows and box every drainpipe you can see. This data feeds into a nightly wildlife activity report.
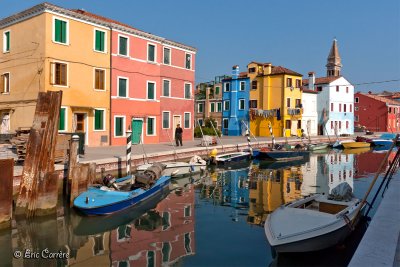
[109,27,113,146]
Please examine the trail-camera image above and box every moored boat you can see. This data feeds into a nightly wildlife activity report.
[213,151,252,165]
[342,141,370,149]
[307,143,329,151]
[265,187,364,253]
[371,133,396,146]
[254,149,310,161]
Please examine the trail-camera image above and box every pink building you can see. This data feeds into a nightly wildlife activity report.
[109,21,196,145]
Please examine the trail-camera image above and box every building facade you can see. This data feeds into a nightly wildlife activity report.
[0,3,111,146]
[301,76,319,136]
[354,92,400,132]
[247,62,303,137]
[222,66,250,136]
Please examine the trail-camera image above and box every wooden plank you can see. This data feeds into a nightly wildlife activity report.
[16,91,62,218]
[0,159,13,229]
[32,172,59,216]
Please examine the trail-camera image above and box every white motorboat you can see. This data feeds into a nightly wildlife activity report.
[264,187,364,253]
[136,155,206,177]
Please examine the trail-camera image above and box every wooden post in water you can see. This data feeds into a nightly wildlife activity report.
[0,159,13,229]
[67,134,80,199]
[15,91,62,218]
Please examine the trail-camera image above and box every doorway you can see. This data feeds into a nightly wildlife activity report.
[74,113,87,145]
[0,112,10,134]
[173,115,181,139]
[131,119,143,144]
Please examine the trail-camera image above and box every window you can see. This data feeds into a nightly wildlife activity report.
[52,62,67,86]
[147,117,155,135]
[248,67,256,73]
[163,47,171,65]
[210,103,215,112]
[224,82,230,92]
[184,83,191,99]
[162,111,170,129]
[331,103,334,112]
[197,103,204,113]
[53,18,68,44]
[339,121,342,129]
[59,107,67,131]
[215,86,220,95]
[240,81,245,91]
[295,99,301,108]
[285,120,291,129]
[346,87,349,93]
[3,31,10,52]
[346,121,349,129]
[94,69,105,90]
[1,73,10,93]
[249,100,257,108]
[118,36,128,56]
[148,43,156,62]
[251,80,257,90]
[118,77,128,97]
[147,82,156,100]
[115,116,125,137]
[94,29,105,52]
[185,53,192,69]
[295,79,301,88]
[344,104,347,112]
[297,120,301,129]
[184,205,191,217]
[331,121,334,129]
[286,98,291,108]
[339,103,342,112]
[239,99,245,110]
[94,109,105,131]
[317,86,322,92]
[355,106,359,111]
[223,118,228,129]
[198,119,203,126]
[224,100,230,111]
[355,97,359,103]
[355,115,359,122]
[184,112,190,128]
[217,102,222,112]
[351,105,353,112]
[163,80,170,97]
[287,78,292,87]
[336,86,339,92]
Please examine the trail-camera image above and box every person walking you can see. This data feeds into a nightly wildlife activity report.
[175,124,183,146]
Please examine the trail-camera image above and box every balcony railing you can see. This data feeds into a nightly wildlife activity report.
[287,108,302,115]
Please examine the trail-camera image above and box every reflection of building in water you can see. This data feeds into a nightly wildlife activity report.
[354,150,396,178]
[67,233,111,266]
[301,154,329,196]
[220,168,249,209]
[325,152,354,192]
[247,165,303,226]
[110,179,195,267]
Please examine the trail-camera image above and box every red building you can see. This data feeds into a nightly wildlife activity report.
[354,92,400,132]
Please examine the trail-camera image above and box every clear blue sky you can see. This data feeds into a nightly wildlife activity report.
[1,0,399,92]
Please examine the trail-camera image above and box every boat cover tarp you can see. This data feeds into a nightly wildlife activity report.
[328,182,354,202]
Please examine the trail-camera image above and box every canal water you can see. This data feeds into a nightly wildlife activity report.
[0,147,398,266]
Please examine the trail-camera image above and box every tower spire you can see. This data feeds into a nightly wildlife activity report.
[326,38,342,77]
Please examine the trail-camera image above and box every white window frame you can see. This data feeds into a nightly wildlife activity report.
[93,68,106,91]
[147,42,157,63]
[224,100,230,111]
[184,82,192,99]
[238,99,245,110]
[184,112,191,129]
[355,97,359,103]
[146,116,156,136]
[210,102,215,113]
[59,106,68,132]
[162,79,171,97]
[185,53,192,69]
[223,118,229,129]
[117,76,129,98]
[217,102,222,112]
[224,82,230,92]
[147,81,157,100]
[93,28,107,53]
[52,16,69,45]
[93,108,106,132]
[2,72,10,94]
[163,46,171,65]
[239,81,245,91]
[51,60,69,88]
[162,111,170,129]
[114,115,126,138]
[197,103,204,113]
[118,34,129,56]
[3,30,10,53]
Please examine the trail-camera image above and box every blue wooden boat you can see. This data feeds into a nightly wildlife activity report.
[212,151,252,165]
[73,175,171,216]
[254,149,310,161]
[371,133,396,146]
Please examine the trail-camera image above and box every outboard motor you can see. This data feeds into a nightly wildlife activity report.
[103,174,119,190]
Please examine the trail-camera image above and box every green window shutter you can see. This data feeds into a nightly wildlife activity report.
[95,30,104,51]
[163,80,169,96]
[217,102,222,112]
[119,79,126,97]
[148,83,155,99]
[215,86,220,95]
[148,44,155,61]
[119,37,127,55]
[184,113,190,128]
[147,118,154,135]
[115,117,123,136]
[185,84,191,99]
[211,103,215,112]
[59,108,65,131]
[95,110,103,130]
[5,32,10,51]
[61,20,66,43]
[55,19,67,43]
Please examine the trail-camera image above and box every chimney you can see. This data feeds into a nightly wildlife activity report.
[206,87,210,100]
[264,63,272,75]
[232,65,239,79]
[308,72,315,91]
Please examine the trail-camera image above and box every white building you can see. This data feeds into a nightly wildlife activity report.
[303,39,355,136]
[301,75,318,136]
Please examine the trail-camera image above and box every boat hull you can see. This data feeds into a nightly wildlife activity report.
[255,150,310,161]
[215,152,251,164]
[371,139,393,146]
[342,142,370,149]
[137,163,204,177]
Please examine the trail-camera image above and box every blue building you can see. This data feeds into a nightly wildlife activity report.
[222,65,250,136]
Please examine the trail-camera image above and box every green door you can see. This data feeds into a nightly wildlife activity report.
[131,119,143,144]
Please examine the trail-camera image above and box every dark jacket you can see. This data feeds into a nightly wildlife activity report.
[175,127,183,136]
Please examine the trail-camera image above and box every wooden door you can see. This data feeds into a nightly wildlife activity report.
[173,116,181,139]
[131,119,143,144]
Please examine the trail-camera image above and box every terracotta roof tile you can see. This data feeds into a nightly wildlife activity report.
[302,89,319,94]
[303,76,341,85]
[270,66,302,76]
[357,93,400,106]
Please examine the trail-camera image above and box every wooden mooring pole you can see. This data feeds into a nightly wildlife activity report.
[0,159,13,229]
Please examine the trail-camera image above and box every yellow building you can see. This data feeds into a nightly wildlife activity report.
[0,3,110,146]
[247,62,303,137]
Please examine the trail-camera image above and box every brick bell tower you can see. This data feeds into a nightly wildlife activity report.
[326,38,342,77]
